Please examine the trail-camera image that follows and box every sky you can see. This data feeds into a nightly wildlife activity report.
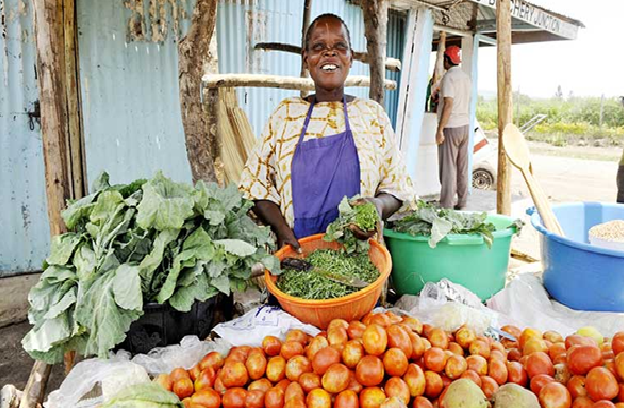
[475,0,624,98]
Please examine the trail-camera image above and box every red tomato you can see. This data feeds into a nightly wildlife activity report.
[223,388,248,408]
[356,356,385,387]
[530,374,555,395]
[525,352,555,379]
[335,390,359,408]
[585,367,619,402]
[539,382,571,408]
[567,346,602,376]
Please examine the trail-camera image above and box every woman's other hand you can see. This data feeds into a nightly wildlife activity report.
[276,225,301,252]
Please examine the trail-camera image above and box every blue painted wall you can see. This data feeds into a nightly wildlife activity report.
[0,0,51,275]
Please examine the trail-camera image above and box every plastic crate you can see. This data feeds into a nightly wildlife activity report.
[117,294,233,355]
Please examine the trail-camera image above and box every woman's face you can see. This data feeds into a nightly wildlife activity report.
[304,17,353,94]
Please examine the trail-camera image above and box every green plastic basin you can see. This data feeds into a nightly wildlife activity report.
[383,214,518,301]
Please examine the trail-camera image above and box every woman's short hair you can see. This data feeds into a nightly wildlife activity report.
[305,13,352,51]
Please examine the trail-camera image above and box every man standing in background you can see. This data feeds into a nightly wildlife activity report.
[435,46,472,210]
[618,148,624,203]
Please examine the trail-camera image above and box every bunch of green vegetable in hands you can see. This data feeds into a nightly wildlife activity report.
[324,197,380,254]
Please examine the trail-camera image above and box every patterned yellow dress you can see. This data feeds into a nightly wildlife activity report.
[239,97,416,228]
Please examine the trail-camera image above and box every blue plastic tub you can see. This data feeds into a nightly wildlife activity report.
[529,202,624,311]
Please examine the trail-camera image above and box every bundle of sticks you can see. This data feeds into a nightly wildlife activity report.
[216,87,256,185]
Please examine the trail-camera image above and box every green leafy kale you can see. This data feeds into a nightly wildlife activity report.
[390,200,500,248]
[277,250,378,299]
[324,197,378,254]
[23,171,278,363]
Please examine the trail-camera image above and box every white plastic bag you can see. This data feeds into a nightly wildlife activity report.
[212,305,320,347]
[394,280,499,334]
[131,335,232,375]
[487,274,624,337]
[44,358,149,408]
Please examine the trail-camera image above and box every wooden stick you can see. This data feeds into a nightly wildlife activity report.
[202,74,397,91]
[299,0,312,99]
[19,362,51,408]
[254,42,401,72]
[496,0,513,215]
[362,0,388,104]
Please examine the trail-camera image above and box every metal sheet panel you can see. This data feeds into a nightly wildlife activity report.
[385,9,406,127]
[0,0,51,275]
[77,0,194,188]
[217,0,400,138]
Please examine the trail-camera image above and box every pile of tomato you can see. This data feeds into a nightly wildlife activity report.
[154,311,624,408]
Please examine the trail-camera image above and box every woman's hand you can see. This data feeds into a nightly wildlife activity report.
[348,197,383,240]
[276,225,301,252]
[252,200,301,252]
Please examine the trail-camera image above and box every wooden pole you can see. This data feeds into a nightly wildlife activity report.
[178,0,219,183]
[362,0,388,105]
[496,0,513,215]
[27,0,79,402]
[63,0,86,198]
[202,74,397,91]
[300,0,312,99]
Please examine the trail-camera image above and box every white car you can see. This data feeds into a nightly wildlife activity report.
[472,121,498,190]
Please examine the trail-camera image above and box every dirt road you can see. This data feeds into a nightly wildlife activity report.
[511,152,618,203]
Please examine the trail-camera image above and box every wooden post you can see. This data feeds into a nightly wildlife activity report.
[362,0,387,105]
[178,0,219,183]
[27,0,79,403]
[63,0,86,198]
[300,0,312,99]
[496,0,512,215]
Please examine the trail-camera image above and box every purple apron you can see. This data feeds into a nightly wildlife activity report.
[291,97,361,239]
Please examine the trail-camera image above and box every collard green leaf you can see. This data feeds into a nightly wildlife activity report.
[43,288,77,320]
[113,265,143,311]
[92,171,111,192]
[211,275,231,295]
[47,233,81,266]
[90,190,125,226]
[75,269,143,358]
[140,229,179,286]
[74,245,97,281]
[429,217,453,248]
[136,172,195,230]
[22,314,71,354]
[169,274,217,312]
[62,193,96,229]
[214,239,256,257]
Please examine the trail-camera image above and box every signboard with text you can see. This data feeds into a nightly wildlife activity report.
[470,0,580,40]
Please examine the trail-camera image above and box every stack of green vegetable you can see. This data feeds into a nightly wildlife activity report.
[23,172,279,363]
[389,200,501,248]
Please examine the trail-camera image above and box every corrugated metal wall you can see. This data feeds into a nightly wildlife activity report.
[217,0,403,137]
[0,0,51,275]
[77,0,194,187]
[0,0,405,275]
[386,9,407,127]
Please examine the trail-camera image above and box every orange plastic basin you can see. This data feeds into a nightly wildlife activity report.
[264,234,392,330]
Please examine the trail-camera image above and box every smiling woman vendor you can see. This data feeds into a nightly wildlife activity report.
[239,14,415,249]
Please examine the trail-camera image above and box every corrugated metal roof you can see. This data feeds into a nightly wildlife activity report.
[0,0,51,275]
[77,0,194,188]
